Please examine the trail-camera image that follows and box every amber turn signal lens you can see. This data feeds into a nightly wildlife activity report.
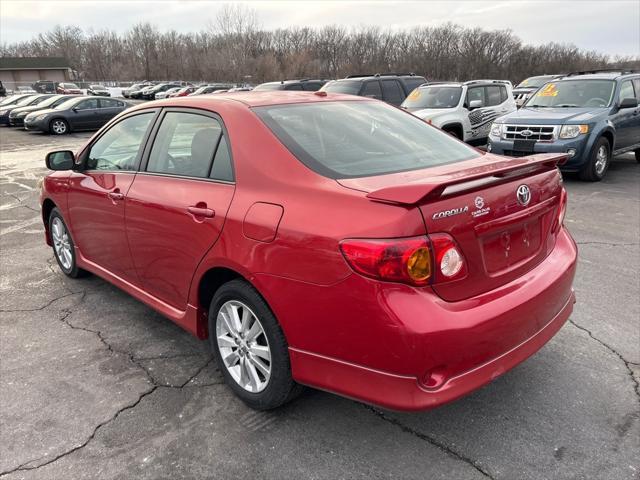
[407,247,432,282]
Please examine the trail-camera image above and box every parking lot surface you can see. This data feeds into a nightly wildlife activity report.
[1,126,638,479]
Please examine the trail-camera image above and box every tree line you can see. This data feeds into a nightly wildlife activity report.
[1,5,637,84]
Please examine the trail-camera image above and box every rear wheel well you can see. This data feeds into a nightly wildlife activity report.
[198,267,243,312]
[442,123,463,140]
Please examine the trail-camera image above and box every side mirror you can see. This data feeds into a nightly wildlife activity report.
[468,99,483,110]
[619,97,638,109]
[72,107,79,112]
[46,150,75,171]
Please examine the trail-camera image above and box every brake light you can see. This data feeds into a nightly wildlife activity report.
[340,234,466,286]
[555,187,568,232]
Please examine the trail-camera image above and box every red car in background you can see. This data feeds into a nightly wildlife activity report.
[56,82,83,94]
[40,92,577,411]
[169,86,196,97]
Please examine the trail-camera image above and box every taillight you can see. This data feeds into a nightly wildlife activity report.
[555,187,568,232]
[340,234,466,287]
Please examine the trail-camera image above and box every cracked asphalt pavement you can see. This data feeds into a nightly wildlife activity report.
[1,127,638,479]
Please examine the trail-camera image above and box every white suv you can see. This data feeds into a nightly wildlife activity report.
[401,80,517,145]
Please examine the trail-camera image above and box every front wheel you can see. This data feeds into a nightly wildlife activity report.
[49,208,87,278]
[579,137,610,181]
[49,118,69,135]
[209,279,302,410]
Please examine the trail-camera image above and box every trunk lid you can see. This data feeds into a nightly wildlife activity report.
[338,153,566,301]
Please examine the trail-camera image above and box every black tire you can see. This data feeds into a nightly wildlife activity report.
[444,127,462,140]
[48,208,87,278]
[209,279,302,410]
[49,118,69,135]
[579,137,610,181]
[635,149,639,163]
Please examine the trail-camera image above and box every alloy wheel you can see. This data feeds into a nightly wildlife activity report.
[51,217,73,270]
[52,120,67,134]
[216,300,272,393]
[594,145,608,176]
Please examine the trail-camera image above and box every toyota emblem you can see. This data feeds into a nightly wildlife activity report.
[516,185,531,206]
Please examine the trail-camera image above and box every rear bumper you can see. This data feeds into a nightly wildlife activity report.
[262,228,577,411]
[291,290,573,411]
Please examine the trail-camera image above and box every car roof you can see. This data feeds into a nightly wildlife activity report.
[130,91,369,110]
[562,70,639,80]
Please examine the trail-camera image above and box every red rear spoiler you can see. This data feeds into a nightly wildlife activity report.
[366,153,566,205]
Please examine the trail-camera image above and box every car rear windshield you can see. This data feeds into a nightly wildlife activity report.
[255,101,479,179]
[525,80,615,108]
[321,80,362,95]
[401,86,462,109]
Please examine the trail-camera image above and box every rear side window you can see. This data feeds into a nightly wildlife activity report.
[381,80,405,105]
[147,111,231,180]
[86,113,154,171]
[485,86,503,106]
[362,81,382,99]
[100,98,123,108]
[255,101,479,179]
[402,77,427,93]
[284,84,304,91]
[210,136,234,181]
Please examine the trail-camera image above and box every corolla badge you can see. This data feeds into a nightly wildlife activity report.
[517,184,531,206]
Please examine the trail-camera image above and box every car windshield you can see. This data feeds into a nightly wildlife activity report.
[516,75,557,89]
[54,98,81,110]
[253,83,284,91]
[321,80,361,95]
[525,80,615,108]
[255,101,479,179]
[16,96,37,106]
[401,86,462,109]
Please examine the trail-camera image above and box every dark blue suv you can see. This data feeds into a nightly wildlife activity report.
[488,70,640,181]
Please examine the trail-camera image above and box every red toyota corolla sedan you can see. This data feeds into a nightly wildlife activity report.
[40,92,577,411]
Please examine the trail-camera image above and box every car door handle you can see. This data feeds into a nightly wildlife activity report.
[187,206,215,218]
[107,191,124,201]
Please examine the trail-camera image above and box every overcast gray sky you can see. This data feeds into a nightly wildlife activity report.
[1,0,638,56]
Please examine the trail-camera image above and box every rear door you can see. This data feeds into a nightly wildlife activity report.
[67,110,157,281]
[125,108,235,310]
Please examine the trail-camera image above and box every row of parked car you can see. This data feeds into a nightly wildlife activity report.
[2,69,638,181]
[0,93,128,134]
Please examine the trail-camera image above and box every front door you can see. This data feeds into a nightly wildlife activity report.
[126,109,235,310]
[69,98,101,130]
[67,111,157,281]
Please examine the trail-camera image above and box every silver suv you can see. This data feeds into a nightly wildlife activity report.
[401,80,517,145]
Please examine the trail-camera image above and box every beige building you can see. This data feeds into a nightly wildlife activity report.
[0,57,71,91]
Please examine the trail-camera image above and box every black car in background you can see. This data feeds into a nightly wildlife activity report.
[141,83,182,100]
[188,83,235,96]
[24,96,128,135]
[253,79,327,91]
[0,94,52,125]
[8,94,73,127]
[87,84,111,96]
[321,73,427,106]
[0,81,6,97]
[33,80,57,93]
[122,82,153,98]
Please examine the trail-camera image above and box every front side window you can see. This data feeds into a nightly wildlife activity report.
[86,113,154,171]
[466,87,485,107]
[147,112,225,179]
[619,80,635,101]
[76,99,99,110]
[401,86,462,109]
[255,101,479,179]
[361,81,382,99]
[526,80,615,108]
